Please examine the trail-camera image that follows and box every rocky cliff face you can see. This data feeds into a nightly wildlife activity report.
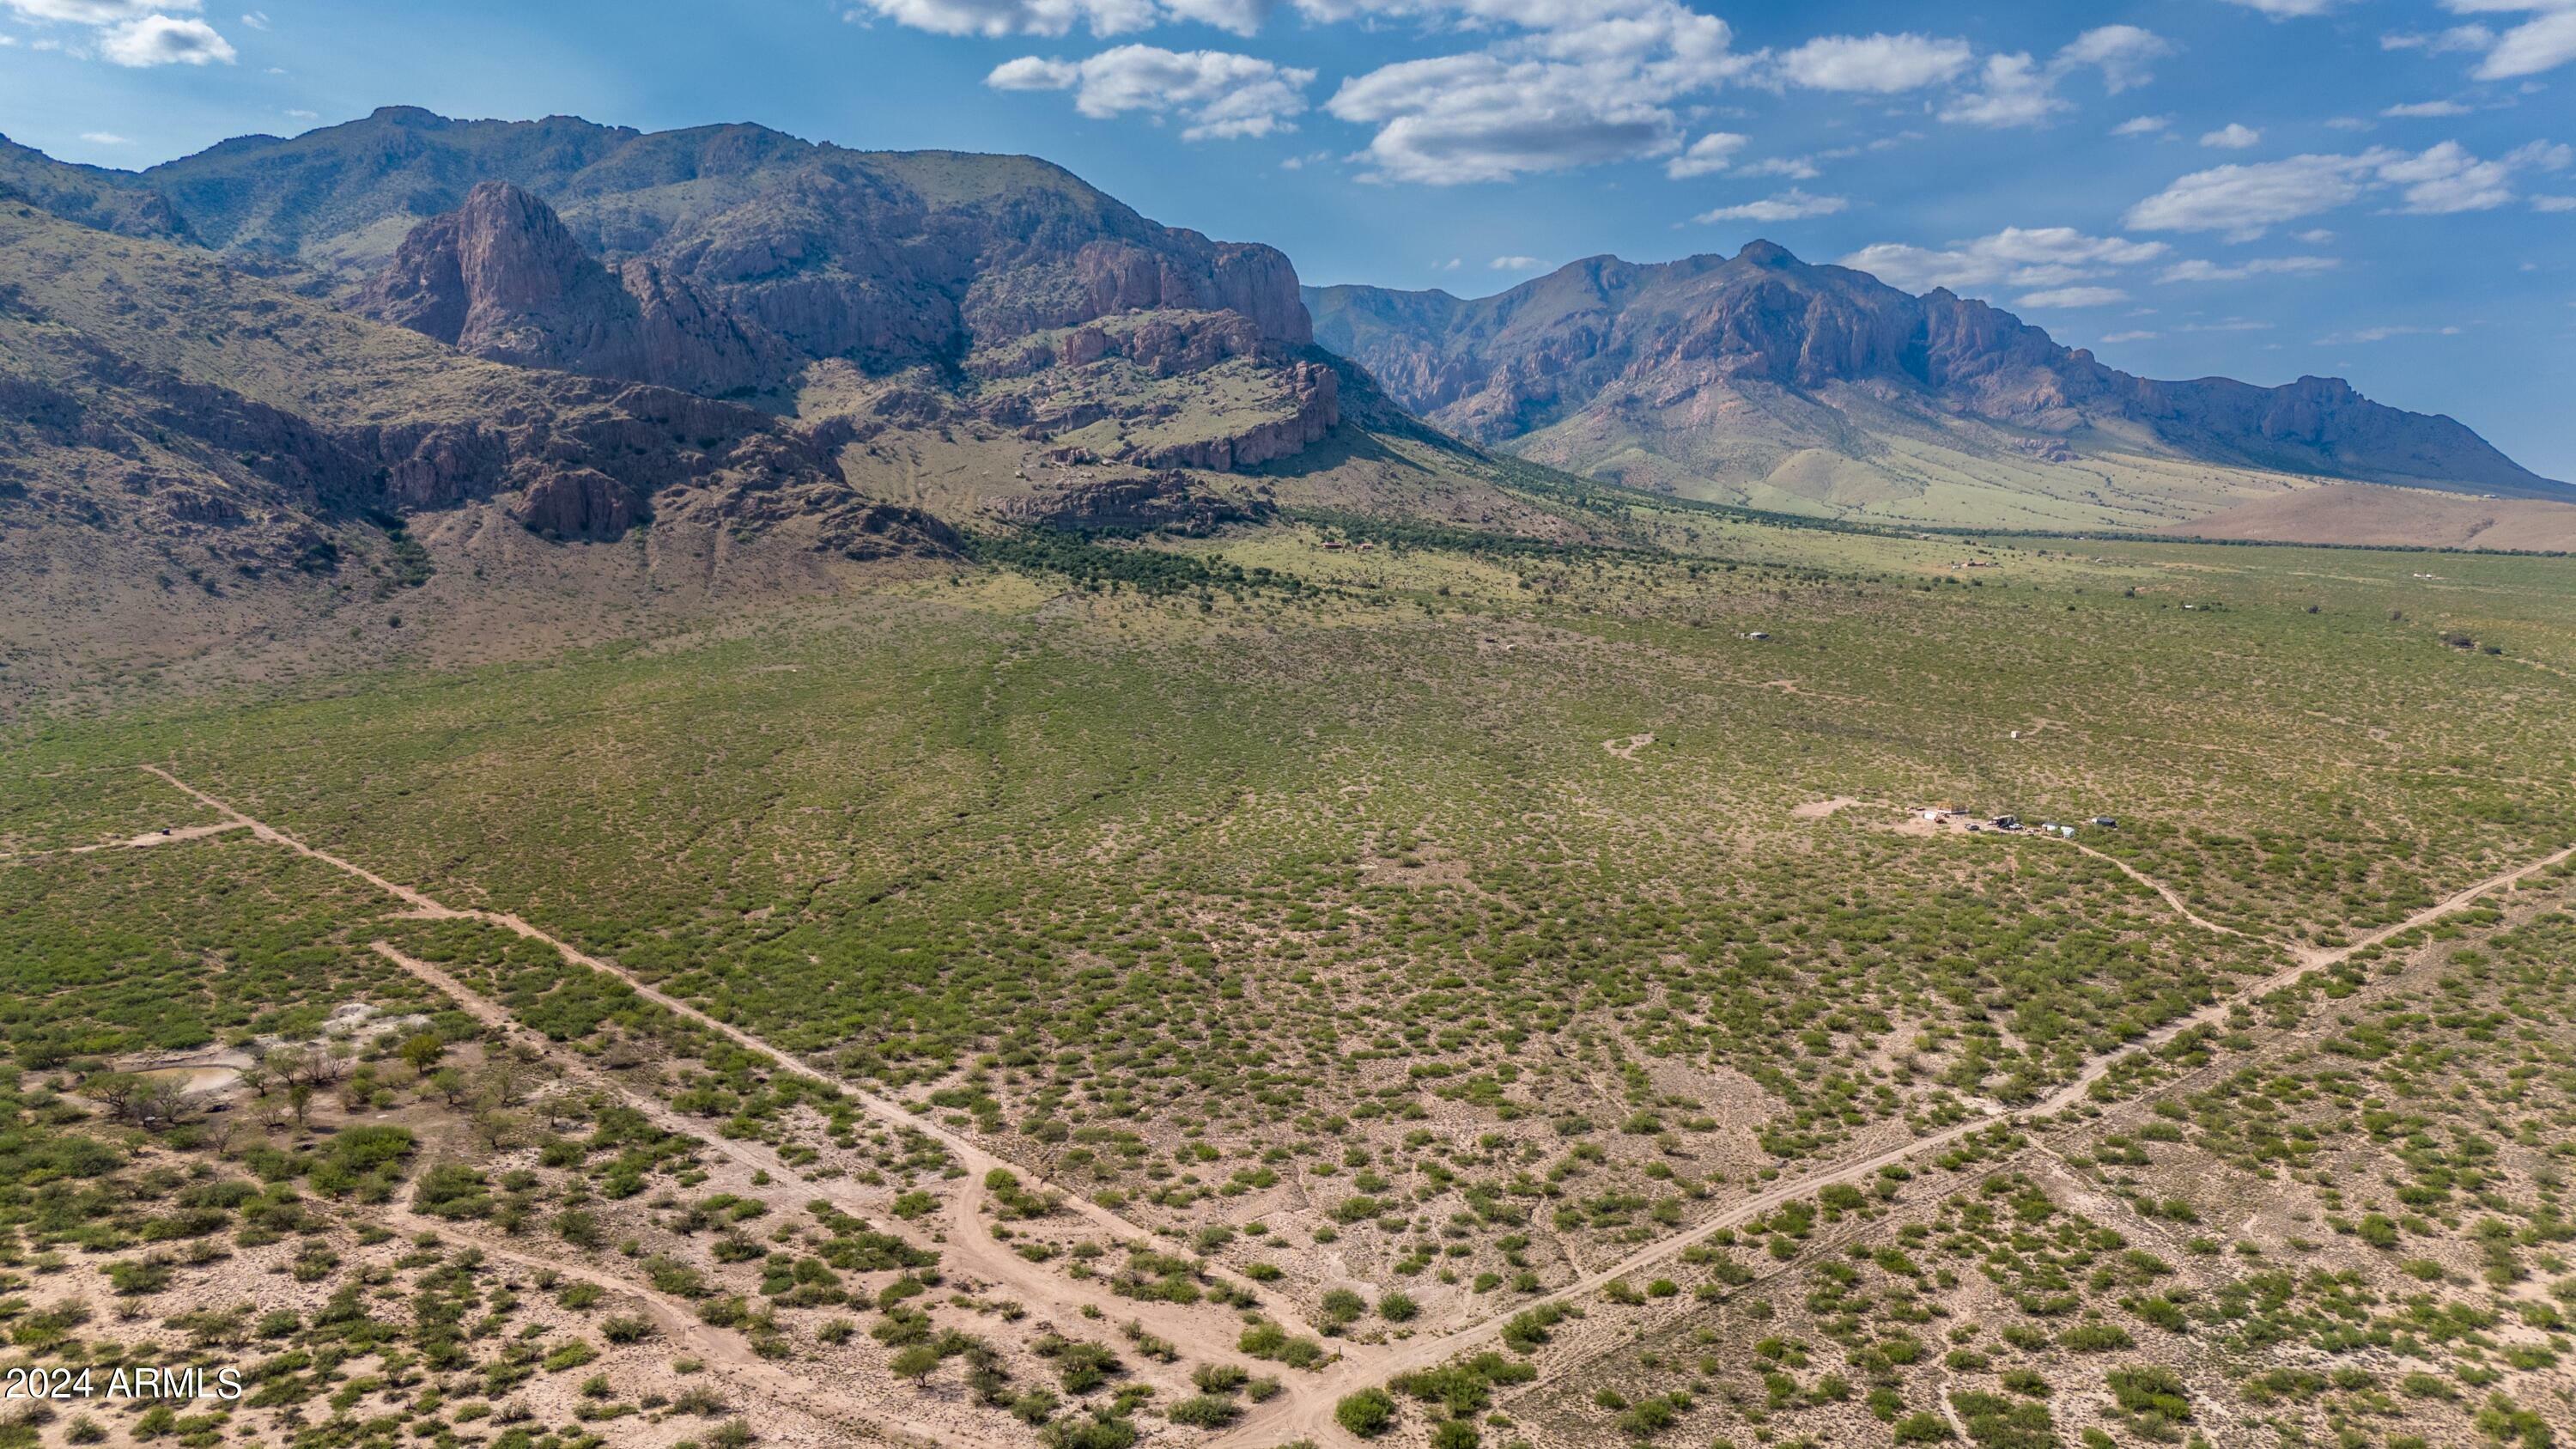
[354,182,793,397]
[1309,242,2564,500]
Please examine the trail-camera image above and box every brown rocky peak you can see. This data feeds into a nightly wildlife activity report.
[356,181,791,397]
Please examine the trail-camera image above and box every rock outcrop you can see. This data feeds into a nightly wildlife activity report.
[997,469,1273,534]
[355,182,792,396]
[1126,361,1339,472]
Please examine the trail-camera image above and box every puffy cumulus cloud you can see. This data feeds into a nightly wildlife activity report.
[2156,255,2339,283]
[2382,137,2568,212]
[1838,227,2167,295]
[1664,131,1747,179]
[2383,100,2474,117]
[2016,285,2129,308]
[2113,114,2174,137]
[1775,33,1972,93]
[2127,139,2569,234]
[1693,188,1845,222]
[1324,0,1752,185]
[1490,254,1543,270]
[2202,123,2263,149]
[3,0,239,65]
[100,12,233,64]
[1941,27,2176,129]
[987,45,1313,138]
[2534,193,2576,211]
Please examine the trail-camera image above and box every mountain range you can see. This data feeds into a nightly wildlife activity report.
[3,107,2573,698]
[1308,245,2570,530]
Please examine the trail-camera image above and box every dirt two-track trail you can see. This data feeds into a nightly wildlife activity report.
[138,766,2576,1447]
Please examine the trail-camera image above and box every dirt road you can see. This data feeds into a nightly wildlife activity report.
[143,765,2571,1449]
[139,768,1344,1416]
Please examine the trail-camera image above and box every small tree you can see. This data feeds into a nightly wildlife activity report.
[890,1344,943,1384]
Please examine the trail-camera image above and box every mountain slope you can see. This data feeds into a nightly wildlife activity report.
[139,107,1311,361]
[118,107,1341,478]
[1307,242,2567,528]
[0,202,959,571]
[0,134,192,242]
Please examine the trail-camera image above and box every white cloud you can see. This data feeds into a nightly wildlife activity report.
[2114,115,2173,137]
[1838,226,2167,295]
[1941,52,2062,127]
[2382,100,2473,117]
[99,13,234,64]
[236,7,263,26]
[2528,193,2576,210]
[2201,123,2263,149]
[2126,151,2387,235]
[2127,139,2569,234]
[2099,330,2159,343]
[1776,32,1972,93]
[2381,137,2565,212]
[2156,255,2339,283]
[2,0,240,65]
[1664,131,1746,179]
[77,130,131,143]
[1738,155,1821,180]
[2220,0,2342,16]
[2382,24,2494,52]
[0,0,187,20]
[1940,28,2173,130]
[2472,7,2576,80]
[850,0,1176,38]
[855,0,1279,38]
[987,44,1312,138]
[1324,0,1752,185]
[2016,286,2129,308]
[2055,25,2175,93]
[2316,323,2463,344]
[1695,188,1846,222]
[1491,255,1544,270]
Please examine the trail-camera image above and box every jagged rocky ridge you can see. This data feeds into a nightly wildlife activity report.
[1307,242,2567,500]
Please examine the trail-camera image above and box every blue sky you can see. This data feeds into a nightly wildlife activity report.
[4,0,2573,477]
